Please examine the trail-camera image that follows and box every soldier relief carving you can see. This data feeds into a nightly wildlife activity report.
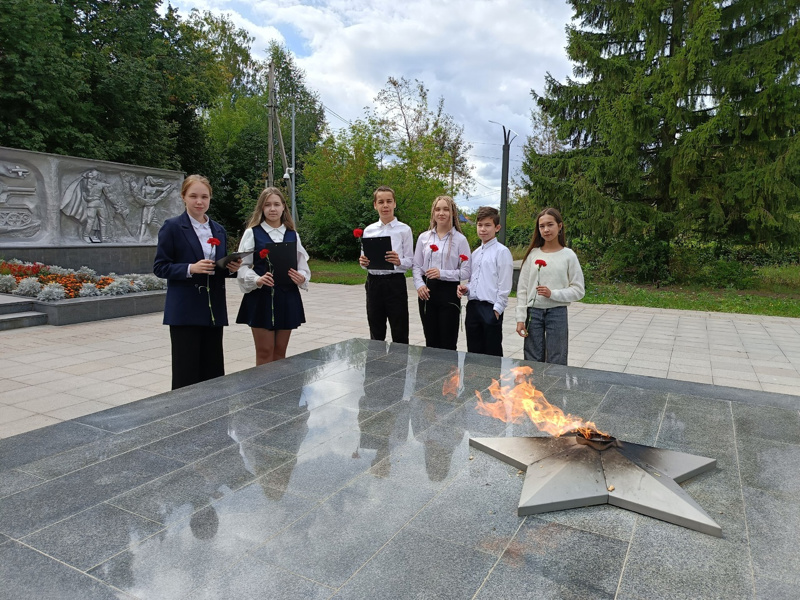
[60,169,179,243]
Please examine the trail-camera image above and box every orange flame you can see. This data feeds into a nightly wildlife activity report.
[442,367,460,397]
[474,366,606,438]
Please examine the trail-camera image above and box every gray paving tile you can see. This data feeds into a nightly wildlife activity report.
[0,420,111,470]
[358,397,457,439]
[0,468,45,497]
[533,503,636,542]
[544,366,614,394]
[163,389,281,429]
[191,556,333,600]
[113,440,291,519]
[590,385,668,445]
[1,541,134,599]
[91,483,315,600]
[252,433,386,501]
[476,518,627,600]
[616,517,753,600]
[142,412,267,463]
[743,486,800,584]
[738,438,800,501]
[250,388,322,416]
[755,577,797,600]
[732,403,800,445]
[254,474,437,587]
[407,451,527,555]
[332,526,496,600]
[245,412,318,456]
[0,450,183,538]
[20,502,164,571]
[16,420,185,479]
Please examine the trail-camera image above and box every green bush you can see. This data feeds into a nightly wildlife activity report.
[698,260,757,289]
[600,237,671,283]
[505,224,534,248]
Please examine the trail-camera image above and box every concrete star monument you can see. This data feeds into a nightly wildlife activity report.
[470,435,722,537]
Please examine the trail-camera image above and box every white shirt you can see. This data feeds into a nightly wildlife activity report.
[412,229,471,288]
[515,247,585,321]
[236,223,311,293]
[361,218,414,275]
[466,237,513,315]
[187,213,214,277]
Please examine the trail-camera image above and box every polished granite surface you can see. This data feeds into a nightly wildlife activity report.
[1,338,799,599]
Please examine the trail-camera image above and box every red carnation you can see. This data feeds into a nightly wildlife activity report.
[353,228,364,238]
[535,259,547,267]
[259,248,270,259]
[430,244,439,252]
[459,254,469,262]
[208,237,221,246]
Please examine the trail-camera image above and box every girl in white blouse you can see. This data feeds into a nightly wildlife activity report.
[236,187,311,365]
[412,195,471,350]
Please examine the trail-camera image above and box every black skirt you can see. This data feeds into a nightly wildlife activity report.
[236,283,305,330]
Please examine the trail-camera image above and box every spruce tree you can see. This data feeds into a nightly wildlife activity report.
[523,0,800,279]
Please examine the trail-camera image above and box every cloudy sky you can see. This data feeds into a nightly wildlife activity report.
[168,0,576,208]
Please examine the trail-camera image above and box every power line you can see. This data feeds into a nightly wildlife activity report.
[468,153,525,163]
[474,179,500,192]
[322,104,352,125]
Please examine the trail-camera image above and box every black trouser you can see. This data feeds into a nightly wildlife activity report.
[365,273,409,344]
[418,278,460,350]
[169,325,225,390]
[465,300,503,356]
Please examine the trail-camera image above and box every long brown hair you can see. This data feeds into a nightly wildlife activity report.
[427,195,463,233]
[245,187,296,230]
[522,207,566,264]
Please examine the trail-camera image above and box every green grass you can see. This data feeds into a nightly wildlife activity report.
[583,281,800,318]
[309,259,800,318]
[309,259,412,285]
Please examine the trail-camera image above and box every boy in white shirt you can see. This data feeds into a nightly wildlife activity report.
[457,207,513,356]
[358,186,414,344]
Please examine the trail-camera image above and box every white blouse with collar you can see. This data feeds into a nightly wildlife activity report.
[236,223,311,293]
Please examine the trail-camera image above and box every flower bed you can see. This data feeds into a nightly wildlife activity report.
[0,259,165,301]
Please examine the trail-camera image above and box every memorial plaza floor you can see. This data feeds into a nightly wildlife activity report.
[1,281,799,439]
[1,282,800,599]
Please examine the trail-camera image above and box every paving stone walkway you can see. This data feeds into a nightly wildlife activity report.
[1,281,799,438]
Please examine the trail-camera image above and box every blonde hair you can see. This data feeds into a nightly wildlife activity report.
[425,195,463,264]
[245,187,296,230]
[181,174,212,197]
[428,195,463,233]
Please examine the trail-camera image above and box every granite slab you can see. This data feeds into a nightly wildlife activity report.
[0,338,797,599]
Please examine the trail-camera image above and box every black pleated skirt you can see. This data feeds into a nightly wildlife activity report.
[236,284,305,330]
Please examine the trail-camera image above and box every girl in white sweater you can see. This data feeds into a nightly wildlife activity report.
[515,207,584,364]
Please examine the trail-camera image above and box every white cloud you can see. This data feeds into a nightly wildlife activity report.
[169,0,575,208]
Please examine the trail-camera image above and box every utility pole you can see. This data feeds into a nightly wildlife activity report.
[267,63,275,187]
[489,121,517,245]
[291,103,297,224]
[273,102,293,208]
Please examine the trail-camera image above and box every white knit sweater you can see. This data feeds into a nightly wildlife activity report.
[515,247,585,322]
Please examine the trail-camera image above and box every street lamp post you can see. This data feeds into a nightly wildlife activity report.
[489,121,517,245]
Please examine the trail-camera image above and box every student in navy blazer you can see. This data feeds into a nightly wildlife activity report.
[154,175,241,389]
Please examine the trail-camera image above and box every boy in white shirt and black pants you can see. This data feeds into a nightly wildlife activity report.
[457,207,513,357]
[359,186,414,344]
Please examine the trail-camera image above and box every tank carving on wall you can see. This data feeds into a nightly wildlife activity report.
[0,146,183,248]
[0,161,41,238]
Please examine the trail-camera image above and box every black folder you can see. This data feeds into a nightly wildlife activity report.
[215,251,252,269]
[362,236,393,270]
[262,241,298,286]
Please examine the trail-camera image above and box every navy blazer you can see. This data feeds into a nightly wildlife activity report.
[154,211,231,326]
